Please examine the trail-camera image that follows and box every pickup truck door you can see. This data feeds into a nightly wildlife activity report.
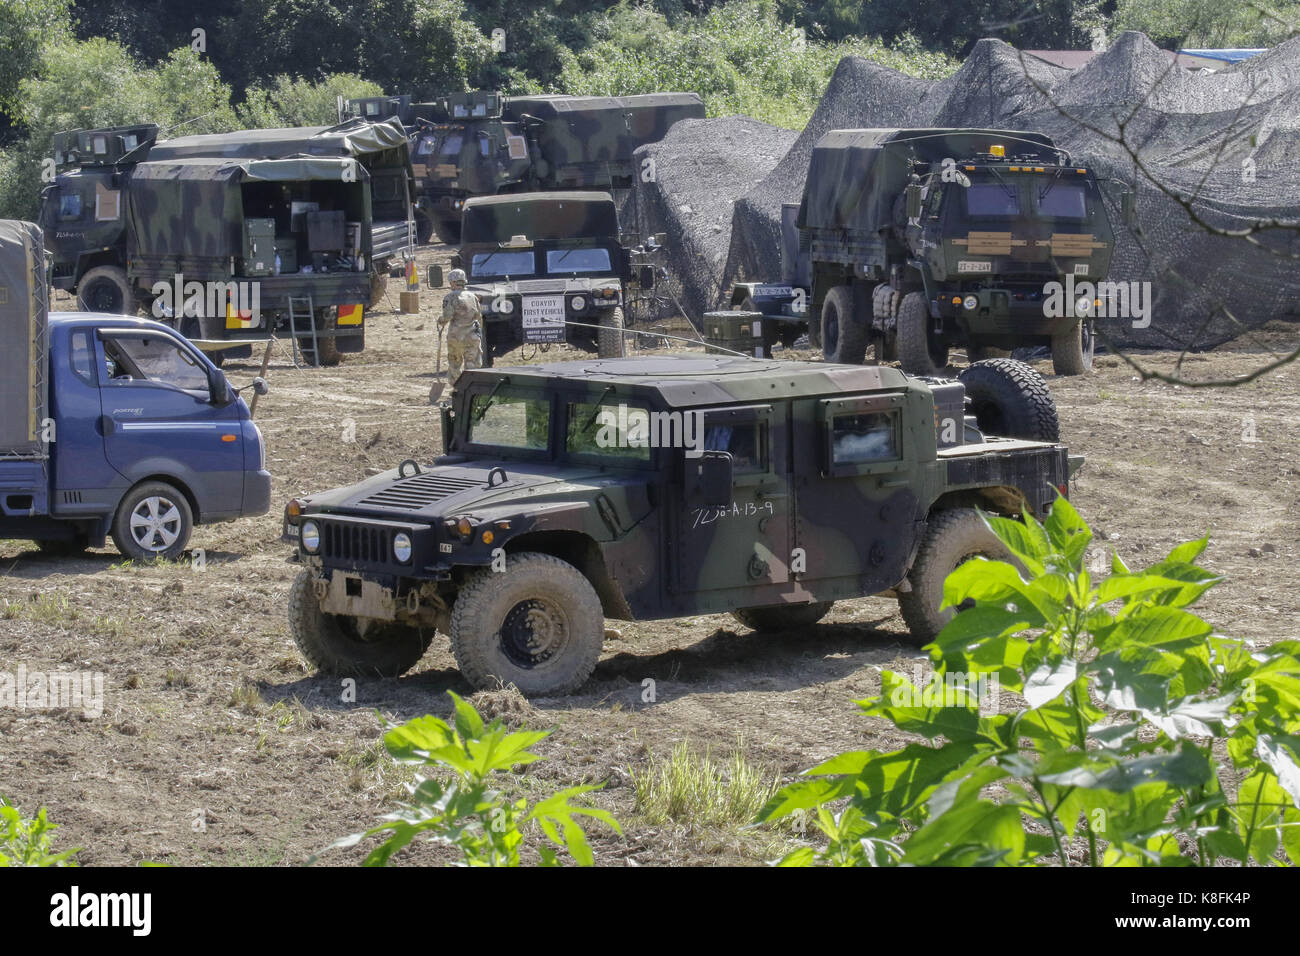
[671,404,791,594]
[47,325,124,513]
[96,329,245,510]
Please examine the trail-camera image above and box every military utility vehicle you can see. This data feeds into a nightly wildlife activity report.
[40,119,418,366]
[425,191,660,362]
[733,128,1123,376]
[283,354,1079,696]
[412,91,704,243]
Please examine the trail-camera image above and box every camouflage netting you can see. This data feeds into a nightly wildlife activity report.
[648,32,1300,348]
[626,116,797,327]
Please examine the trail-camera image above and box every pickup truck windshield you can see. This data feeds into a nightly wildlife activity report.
[471,250,535,278]
[546,248,611,274]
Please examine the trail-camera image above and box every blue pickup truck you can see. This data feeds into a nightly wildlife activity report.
[0,219,271,559]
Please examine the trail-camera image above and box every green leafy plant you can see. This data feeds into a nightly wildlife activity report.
[330,692,620,866]
[0,798,80,866]
[760,496,1300,866]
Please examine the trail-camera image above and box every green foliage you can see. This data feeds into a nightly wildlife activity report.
[330,692,620,866]
[556,1,955,130]
[760,497,1300,866]
[1110,0,1299,49]
[237,73,385,128]
[0,797,80,866]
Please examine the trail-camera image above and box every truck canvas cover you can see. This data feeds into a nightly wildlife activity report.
[506,93,705,169]
[798,128,1060,235]
[146,118,411,163]
[0,220,49,459]
[461,192,618,244]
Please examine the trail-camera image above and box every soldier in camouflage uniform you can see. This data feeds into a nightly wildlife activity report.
[439,268,482,396]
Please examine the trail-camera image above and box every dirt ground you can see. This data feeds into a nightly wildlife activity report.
[2,244,1298,866]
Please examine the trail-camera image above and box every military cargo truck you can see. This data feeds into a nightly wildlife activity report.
[741,128,1121,376]
[40,119,418,366]
[412,91,704,243]
[426,191,659,362]
[281,354,1080,696]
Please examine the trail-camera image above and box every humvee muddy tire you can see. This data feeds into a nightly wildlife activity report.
[80,265,136,315]
[732,601,834,632]
[897,291,947,375]
[821,285,868,364]
[450,552,603,696]
[288,570,432,678]
[1051,320,1094,376]
[598,307,626,359]
[897,508,1015,646]
[111,481,193,561]
[959,358,1059,442]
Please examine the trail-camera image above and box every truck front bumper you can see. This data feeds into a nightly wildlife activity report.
[244,469,272,517]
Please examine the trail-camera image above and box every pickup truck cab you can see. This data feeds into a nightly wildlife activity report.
[284,353,1078,696]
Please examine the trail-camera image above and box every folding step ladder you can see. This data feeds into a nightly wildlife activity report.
[287,295,317,368]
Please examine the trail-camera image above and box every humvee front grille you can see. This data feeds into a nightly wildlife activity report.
[358,474,481,510]
[322,522,392,564]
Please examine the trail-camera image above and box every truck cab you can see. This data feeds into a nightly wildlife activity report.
[284,354,1076,697]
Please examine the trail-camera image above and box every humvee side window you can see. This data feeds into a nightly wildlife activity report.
[832,412,898,464]
[58,192,83,221]
[965,183,1020,217]
[468,394,550,450]
[565,401,652,463]
[703,422,766,474]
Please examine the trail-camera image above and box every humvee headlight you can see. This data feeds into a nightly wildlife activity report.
[570,295,586,312]
[286,499,303,524]
[497,299,514,314]
[963,295,978,311]
[393,532,413,563]
[455,516,475,540]
[301,521,321,554]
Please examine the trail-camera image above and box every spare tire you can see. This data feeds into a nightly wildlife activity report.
[79,265,137,315]
[958,358,1059,442]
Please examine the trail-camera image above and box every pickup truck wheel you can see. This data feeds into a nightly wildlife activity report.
[897,508,1015,646]
[1051,320,1094,375]
[79,265,136,315]
[897,291,947,375]
[287,571,432,677]
[111,481,193,560]
[959,358,1059,442]
[597,306,626,358]
[450,552,603,696]
[821,285,867,364]
[732,601,834,632]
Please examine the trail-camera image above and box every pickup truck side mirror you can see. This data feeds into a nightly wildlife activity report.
[1121,191,1137,227]
[639,265,655,289]
[209,372,233,406]
[685,450,733,508]
[905,183,924,221]
[251,376,269,397]
[426,265,444,289]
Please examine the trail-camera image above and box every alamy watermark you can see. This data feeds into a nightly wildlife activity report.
[1043,274,1151,329]
[889,663,1001,715]
[0,664,104,719]
[596,405,704,458]
[150,273,260,321]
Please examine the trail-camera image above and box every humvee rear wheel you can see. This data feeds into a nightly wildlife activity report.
[821,285,867,364]
[959,358,1059,442]
[597,306,626,358]
[288,570,433,677]
[450,552,604,696]
[732,601,834,632]
[1051,320,1094,375]
[897,509,1015,646]
[80,265,137,315]
[897,291,947,375]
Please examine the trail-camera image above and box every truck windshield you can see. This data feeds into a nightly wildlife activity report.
[546,248,612,274]
[965,182,1020,217]
[467,392,550,450]
[471,250,536,278]
[438,133,463,157]
[1036,181,1088,218]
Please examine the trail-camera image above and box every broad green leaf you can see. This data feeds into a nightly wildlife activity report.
[383,714,455,760]
[1024,657,1079,709]
[1255,735,1300,807]
[902,799,1025,866]
[861,671,985,742]
[449,690,487,740]
[1040,746,1211,793]
[1165,533,1209,566]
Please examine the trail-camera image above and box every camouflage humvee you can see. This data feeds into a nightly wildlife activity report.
[283,354,1080,696]
[425,191,660,361]
[735,128,1126,376]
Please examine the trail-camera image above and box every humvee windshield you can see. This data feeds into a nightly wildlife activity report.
[546,248,611,274]
[471,250,535,277]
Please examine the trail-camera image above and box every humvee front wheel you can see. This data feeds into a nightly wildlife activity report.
[732,601,834,632]
[288,570,432,677]
[821,285,868,364]
[597,306,626,358]
[1051,320,1094,375]
[450,552,604,696]
[897,509,1015,646]
[897,291,947,375]
[959,358,1059,442]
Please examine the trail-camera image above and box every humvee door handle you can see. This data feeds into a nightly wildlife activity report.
[878,476,910,488]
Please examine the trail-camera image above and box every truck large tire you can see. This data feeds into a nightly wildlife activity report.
[110,481,193,561]
[449,552,604,696]
[597,306,625,358]
[1051,320,1094,376]
[415,212,436,245]
[288,570,432,678]
[821,285,868,364]
[369,272,389,309]
[897,291,947,375]
[732,601,834,632]
[897,508,1016,646]
[79,265,136,315]
[958,358,1059,442]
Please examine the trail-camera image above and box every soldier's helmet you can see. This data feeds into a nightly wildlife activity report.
[448,268,467,287]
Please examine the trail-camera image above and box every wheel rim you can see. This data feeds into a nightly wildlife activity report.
[129,495,182,552]
[86,280,122,312]
[499,597,571,669]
